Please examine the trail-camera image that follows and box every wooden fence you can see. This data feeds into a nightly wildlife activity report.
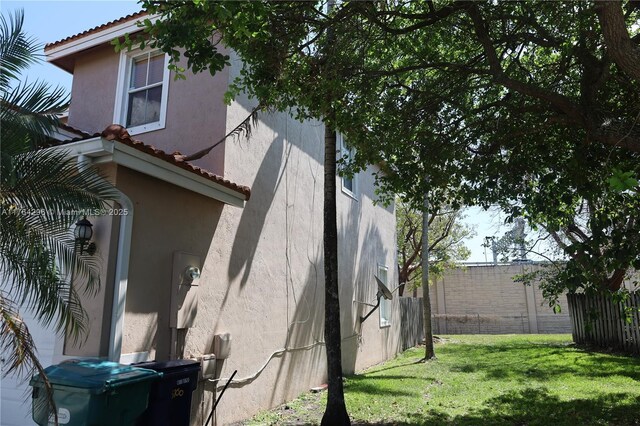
[567,292,640,354]
[399,297,424,351]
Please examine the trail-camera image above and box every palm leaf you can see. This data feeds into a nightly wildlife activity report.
[1,80,68,148]
[0,11,117,417]
[0,10,38,91]
[0,294,57,423]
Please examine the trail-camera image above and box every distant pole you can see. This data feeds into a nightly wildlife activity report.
[422,175,435,359]
[491,238,498,265]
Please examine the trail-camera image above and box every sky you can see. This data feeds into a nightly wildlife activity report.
[2,0,512,262]
[2,0,141,87]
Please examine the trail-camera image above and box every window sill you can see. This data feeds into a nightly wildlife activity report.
[341,187,359,201]
[127,121,165,136]
[379,320,391,328]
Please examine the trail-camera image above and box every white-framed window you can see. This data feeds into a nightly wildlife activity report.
[114,49,170,135]
[378,264,391,327]
[338,133,358,199]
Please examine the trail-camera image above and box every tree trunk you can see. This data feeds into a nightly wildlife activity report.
[605,268,626,292]
[398,265,406,296]
[321,126,350,426]
[595,1,640,82]
[422,184,435,359]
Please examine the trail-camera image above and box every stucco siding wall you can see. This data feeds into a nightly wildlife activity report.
[431,264,572,335]
[339,162,399,374]
[67,44,119,134]
[181,58,401,425]
[115,166,224,359]
[187,103,328,424]
[58,46,404,426]
[64,163,120,357]
[66,45,228,176]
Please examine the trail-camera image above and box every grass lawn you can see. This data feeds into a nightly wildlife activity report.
[244,334,640,425]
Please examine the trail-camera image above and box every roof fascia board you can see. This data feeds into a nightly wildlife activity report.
[111,142,246,207]
[47,137,246,207]
[51,138,111,157]
[45,15,159,62]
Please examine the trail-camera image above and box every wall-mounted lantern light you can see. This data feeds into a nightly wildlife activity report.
[74,216,96,255]
[183,266,201,283]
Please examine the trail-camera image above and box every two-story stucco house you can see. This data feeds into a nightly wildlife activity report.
[1,12,421,426]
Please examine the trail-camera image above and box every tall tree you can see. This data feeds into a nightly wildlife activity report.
[0,10,116,417]
[135,0,639,415]
[396,197,473,359]
[397,200,473,296]
[134,2,357,423]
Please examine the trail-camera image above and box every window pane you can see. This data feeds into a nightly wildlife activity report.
[130,56,148,89]
[145,86,162,123]
[148,54,164,84]
[343,176,354,192]
[127,90,147,127]
[378,266,390,325]
[379,268,388,285]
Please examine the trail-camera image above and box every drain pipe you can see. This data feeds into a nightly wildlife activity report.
[107,191,133,362]
[77,155,134,362]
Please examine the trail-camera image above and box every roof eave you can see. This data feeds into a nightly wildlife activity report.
[45,13,158,72]
[48,137,248,208]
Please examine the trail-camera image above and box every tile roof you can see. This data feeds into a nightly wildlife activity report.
[59,123,93,139]
[44,11,148,51]
[59,124,251,200]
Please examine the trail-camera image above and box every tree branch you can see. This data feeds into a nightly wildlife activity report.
[466,4,584,123]
[595,0,640,82]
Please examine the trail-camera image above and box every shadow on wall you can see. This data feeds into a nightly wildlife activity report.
[224,135,287,303]
[342,220,390,375]
[268,253,326,406]
[265,216,401,405]
[119,168,223,359]
[265,206,391,402]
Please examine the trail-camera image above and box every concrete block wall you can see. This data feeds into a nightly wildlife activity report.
[429,264,572,335]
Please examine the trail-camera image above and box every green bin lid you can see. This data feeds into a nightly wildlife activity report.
[30,359,160,394]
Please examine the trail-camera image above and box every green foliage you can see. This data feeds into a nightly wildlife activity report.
[137,0,640,300]
[397,199,474,292]
[0,10,116,388]
[608,168,639,192]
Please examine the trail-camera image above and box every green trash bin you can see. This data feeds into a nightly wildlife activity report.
[29,359,161,426]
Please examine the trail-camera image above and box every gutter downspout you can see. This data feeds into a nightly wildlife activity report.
[77,154,133,362]
[108,191,133,362]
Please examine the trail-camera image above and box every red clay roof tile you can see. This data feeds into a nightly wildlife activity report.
[44,11,148,51]
[59,123,93,138]
[100,124,251,200]
[51,124,250,200]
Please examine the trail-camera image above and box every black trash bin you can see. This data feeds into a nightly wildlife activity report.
[134,359,201,426]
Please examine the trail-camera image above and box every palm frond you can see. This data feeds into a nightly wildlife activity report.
[0,149,118,343]
[0,293,57,423]
[181,105,260,161]
[0,9,69,151]
[1,80,68,148]
[0,10,39,92]
[0,9,118,386]
[0,212,92,342]
[2,149,117,222]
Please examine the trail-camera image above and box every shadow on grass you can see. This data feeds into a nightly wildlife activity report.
[349,387,640,426]
[362,358,426,375]
[345,374,436,398]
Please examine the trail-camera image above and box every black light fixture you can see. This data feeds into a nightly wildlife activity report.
[74,216,96,255]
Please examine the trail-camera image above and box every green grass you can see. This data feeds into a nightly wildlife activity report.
[245,335,640,425]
